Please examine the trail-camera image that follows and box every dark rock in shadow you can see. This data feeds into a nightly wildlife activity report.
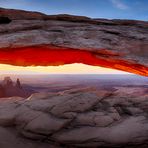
[0,17,11,24]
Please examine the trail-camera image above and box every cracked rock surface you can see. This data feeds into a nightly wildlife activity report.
[0,87,148,148]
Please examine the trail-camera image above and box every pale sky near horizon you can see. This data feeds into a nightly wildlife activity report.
[0,0,147,74]
[0,64,130,74]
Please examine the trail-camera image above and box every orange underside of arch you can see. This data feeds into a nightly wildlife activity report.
[0,46,147,76]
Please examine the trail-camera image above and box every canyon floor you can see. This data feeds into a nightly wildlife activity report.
[0,74,147,148]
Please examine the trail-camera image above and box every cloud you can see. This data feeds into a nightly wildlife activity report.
[0,0,30,8]
[110,0,129,10]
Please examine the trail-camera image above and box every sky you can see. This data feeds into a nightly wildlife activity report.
[0,0,147,74]
[0,0,147,20]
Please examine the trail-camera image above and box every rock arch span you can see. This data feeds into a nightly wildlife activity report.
[0,8,147,76]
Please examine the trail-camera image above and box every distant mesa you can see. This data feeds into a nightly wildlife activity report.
[0,84,5,98]
[2,76,14,87]
[16,78,22,89]
[0,76,32,98]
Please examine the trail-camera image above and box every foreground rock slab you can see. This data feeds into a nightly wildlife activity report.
[0,86,148,147]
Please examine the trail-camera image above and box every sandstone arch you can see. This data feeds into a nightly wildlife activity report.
[0,8,147,76]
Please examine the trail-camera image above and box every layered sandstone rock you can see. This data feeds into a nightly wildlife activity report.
[0,77,33,98]
[0,8,147,76]
[0,87,147,147]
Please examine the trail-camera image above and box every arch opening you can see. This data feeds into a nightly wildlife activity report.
[0,63,130,75]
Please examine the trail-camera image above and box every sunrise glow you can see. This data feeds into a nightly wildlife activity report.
[0,63,129,74]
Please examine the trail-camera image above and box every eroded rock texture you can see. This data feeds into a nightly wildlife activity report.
[0,87,148,148]
[0,8,148,76]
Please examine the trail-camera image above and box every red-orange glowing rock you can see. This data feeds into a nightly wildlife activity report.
[0,8,148,76]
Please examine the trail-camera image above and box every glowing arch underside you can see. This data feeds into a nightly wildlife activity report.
[0,45,147,76]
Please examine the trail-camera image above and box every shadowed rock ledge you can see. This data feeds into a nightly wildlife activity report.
[0,7,148,76]
[0,87,148,148]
